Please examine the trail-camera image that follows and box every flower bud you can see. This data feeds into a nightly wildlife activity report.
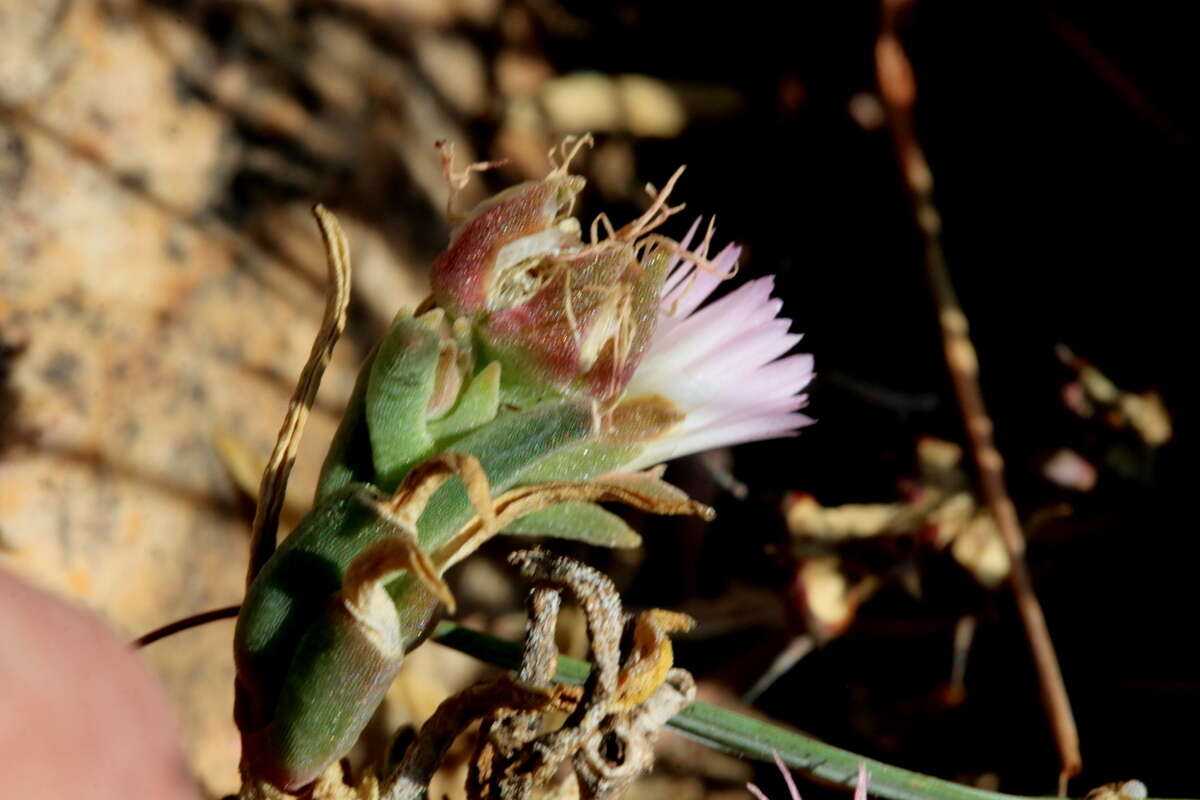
[431,156,702,407]
[430,175,585,317]
[478,241,671,404]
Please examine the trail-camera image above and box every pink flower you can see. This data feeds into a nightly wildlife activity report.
[428,142,812,464]
[621,221,814,470]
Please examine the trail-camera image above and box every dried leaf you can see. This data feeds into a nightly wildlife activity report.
[344,536,455,614]
[949,514,1009,589]
[247,205,353,585]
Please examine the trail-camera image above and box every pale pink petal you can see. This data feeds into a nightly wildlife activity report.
[658,244,742,335]
[675,394,809,434]
[687,322,801,377]
[660,218,705,298]
[643,278,779,375]
[628,228,812,468]
[629,412,813,471]
[742,355,815,400]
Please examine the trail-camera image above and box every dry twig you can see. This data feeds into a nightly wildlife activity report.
[874,0,1082,789]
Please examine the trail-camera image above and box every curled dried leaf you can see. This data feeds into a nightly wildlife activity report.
[343,536,454,614]
[616,609,695,710]
[457,551,696,800]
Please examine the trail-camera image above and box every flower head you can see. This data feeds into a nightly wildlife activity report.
[478,239,670,404]
[430,142,812,462]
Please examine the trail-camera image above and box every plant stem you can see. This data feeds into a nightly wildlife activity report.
[433,622,1185,800]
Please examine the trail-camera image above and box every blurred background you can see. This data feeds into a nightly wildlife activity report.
[1,1,1196,798]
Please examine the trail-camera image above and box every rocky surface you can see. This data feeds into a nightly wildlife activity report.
[0,1,463,791]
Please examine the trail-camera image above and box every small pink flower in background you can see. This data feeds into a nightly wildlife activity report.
[623,221,814,471]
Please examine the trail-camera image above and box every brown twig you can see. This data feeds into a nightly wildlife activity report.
[874,0,1082,790]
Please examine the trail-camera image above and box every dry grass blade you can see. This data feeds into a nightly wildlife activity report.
[245,204,353,587]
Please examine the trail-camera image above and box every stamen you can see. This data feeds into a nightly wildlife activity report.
[563,268,582,352]
[568,165,689,264]
[548,133,595,178]
[625,165,688,240]
[589,212,617,245]
[656,223,740,318]
[437,139,508,220]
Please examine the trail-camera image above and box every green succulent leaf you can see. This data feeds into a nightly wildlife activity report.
[502,501,643,548]
[315,346,379,502]
[365,314,442,490]
[428,361,501,440]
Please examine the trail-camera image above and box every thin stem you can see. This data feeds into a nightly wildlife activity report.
[743,635,815,704]
[873,0,1082,787]
[945,614,977,705]
[432,623,1188,800]
[133,605,241,648]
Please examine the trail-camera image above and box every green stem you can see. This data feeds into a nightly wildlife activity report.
[432,622,1185,800]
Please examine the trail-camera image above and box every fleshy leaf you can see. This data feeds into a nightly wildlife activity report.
[501,501,643,548]
[435,468,712,570]
[515,440,641,484]
[366,313,442,490]
[413,400,597,551]
[344,536,455,615]
[428,361,501,440]
[589,466,703,510]
[241,589,403,791]
[316,345,379,501]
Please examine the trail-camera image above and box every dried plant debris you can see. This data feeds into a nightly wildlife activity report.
[1084,780,1149,800]
[1057,345,1171,483]
[783,436,1010,596]
[784,347,1174,642]
[1057,346,1171,449]
[381,549,695,800]
[790,556,880,642]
